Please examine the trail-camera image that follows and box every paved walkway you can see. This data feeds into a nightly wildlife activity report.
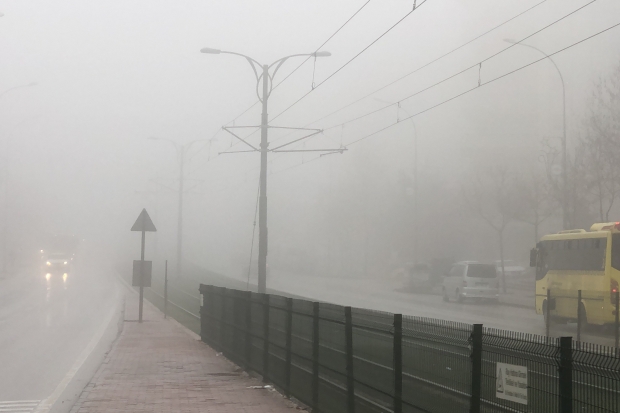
[71,293,300,413]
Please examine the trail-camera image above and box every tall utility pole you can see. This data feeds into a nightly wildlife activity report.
[505,39,568,229]
[200,47,341,293]
[148,137,213,278]
[258,64,269,293]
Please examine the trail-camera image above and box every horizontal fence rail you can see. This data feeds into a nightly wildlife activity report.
[199,284,620,413]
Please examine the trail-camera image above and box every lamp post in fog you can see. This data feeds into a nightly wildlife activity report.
[148,137,215,278]
[200,47,331,293]
[504,39,568,230]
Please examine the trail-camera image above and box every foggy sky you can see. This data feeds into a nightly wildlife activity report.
[1,0,619,275]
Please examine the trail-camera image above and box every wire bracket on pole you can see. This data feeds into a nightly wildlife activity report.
[221,126,260,152]
[220,124,344,157]
[478,63,482,87]
[320,147,348,157]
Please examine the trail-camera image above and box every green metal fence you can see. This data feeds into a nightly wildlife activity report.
[199,284,620,413]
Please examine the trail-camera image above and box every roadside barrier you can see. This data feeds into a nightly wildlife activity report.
[199,284,620,413]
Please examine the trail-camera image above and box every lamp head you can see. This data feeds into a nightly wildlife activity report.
[504,38,518,44]
[313,51,331,57]
[200,47,222,54]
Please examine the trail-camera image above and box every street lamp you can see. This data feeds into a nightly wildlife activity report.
[504,38,568,230]
[200,47,331,293]
[148,137,215,278]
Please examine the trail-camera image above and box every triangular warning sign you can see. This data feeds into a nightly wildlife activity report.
[496,368,504,393]
[131,208,157,232]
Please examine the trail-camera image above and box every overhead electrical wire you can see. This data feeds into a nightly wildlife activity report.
[281,0,600,147]
[186,0,603,195]
[266,0,550,148]
[270,0,431,124]
[217,0,376,155]
[264,18,620,178]
[272,0,374,91]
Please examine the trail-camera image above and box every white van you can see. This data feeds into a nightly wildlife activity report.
[442,261,499,303]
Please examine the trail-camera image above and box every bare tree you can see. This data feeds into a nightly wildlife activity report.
[514,163,556,244]
[581,72,620,222]
[462,162,518,293]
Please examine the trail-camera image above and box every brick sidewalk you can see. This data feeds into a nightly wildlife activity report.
[71,292,300,413]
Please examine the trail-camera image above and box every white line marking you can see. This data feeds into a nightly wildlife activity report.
[0,400,40,413]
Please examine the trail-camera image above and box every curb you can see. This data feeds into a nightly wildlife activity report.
[37,279,126,413]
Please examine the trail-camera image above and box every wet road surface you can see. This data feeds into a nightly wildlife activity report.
[0,254,120,405]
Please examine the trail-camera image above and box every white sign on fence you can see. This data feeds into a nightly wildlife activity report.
[496,362,528,405]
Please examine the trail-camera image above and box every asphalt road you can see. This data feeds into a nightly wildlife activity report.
[267,272,618,347]
[0,253,121,407]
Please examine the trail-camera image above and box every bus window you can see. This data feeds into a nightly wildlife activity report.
[542,238,606,272]
[612,234,620,271]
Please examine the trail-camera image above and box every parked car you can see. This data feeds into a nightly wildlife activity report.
[442,261,499,303]
[493,260,525,276]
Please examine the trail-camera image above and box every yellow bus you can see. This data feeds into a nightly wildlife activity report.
[530,222,620,325]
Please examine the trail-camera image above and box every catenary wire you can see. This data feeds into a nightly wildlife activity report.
[267,0,551,147]
[269,0,431,124]
[187,0,599,192]
[216,0,377,154]
[285,0,601,141]
[261,19,620,179]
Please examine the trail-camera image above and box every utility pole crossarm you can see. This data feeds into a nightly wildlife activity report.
[222,127,260,151]
[272,148,348,153]
[269,129,323,151]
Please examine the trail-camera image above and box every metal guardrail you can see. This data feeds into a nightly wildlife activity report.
[199,284,620,413]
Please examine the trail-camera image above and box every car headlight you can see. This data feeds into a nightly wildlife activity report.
[45,273,51,280]
[46,261,51,266]
[64,261,68,265]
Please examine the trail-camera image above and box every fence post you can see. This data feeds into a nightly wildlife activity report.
[576,290,582,345]
[615,291,619,351]
[245,291,252,370]
[469,324,482,413]
[285,297,293,398]
[312,301,320,412]
[232,291,239,362]
[393,314,403,413]
[345,306,355,413]
[559,336,573,413]
[164,260,168,319]
[220,288,227,353]
[262,294,270,383]
[546,288,551,337]
[199,284,207,344]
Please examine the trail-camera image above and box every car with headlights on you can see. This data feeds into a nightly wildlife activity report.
[44,252,72,273]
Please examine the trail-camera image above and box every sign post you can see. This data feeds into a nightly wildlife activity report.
[131,208,157,323]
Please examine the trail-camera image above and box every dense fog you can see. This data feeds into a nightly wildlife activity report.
[1,0,619,282]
